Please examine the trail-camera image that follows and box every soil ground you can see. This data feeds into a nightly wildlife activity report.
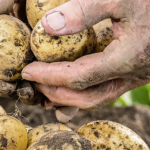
[0,95,150,147]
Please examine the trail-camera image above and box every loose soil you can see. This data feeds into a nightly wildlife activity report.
[0,95,150,147]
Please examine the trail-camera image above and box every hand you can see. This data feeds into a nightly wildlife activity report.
[22,0,150,111]
[10,0,27,23]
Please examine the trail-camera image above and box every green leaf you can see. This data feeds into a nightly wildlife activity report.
[130,84,150,106]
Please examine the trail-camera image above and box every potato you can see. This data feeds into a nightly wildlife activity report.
[0,80,17,97]
[27,131,91,150]
[0,115,27,150]
[0,15,33,81]
[0,0,14,14]
[31,21,96,62]
[17,80,43,105]
[26,0,70,28]
[77,120,149,150]
[93,19,114,52]
[24,124,33,133]
[27,123,72,147]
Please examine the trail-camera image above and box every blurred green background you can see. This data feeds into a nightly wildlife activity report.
[113,83,150,107]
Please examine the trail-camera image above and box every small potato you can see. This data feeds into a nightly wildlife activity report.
[31,21,96,62]
[77,120,149,150]
[27,123,72,147]
[27,131,91,150]
[26,0,70,28]
[17,81,43,105]
[93,19,114,52]
[0,115,27,150]
[0,80,17,98]
[0,15,33,81]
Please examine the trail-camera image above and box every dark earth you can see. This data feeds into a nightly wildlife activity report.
[0,95,150,148]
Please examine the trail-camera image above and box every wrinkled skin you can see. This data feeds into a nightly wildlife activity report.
[22,0,150,112]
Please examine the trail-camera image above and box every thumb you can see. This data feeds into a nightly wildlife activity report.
[41,0,122,35]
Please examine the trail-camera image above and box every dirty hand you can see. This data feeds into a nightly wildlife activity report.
[9,0,27,23]
[22,0,150,111]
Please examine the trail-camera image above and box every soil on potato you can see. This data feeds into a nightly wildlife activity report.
[0,95,150,147]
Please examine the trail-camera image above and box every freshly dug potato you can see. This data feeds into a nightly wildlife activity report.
[17,80,43,105]
[27,130,91,150]
[26,0,70,28]
[0,15,33,81]
[77,120,149,150]
[31,21,96,62]
[0,115,27,150]
[27,123,72,147]
[93,19,114,52]
[0,80,17,97]
[0,0,14,14]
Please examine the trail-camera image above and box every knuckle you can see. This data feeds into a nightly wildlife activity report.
[67,73,87,90]
[68,76,86,90]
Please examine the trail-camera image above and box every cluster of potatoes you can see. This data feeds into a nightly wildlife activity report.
[0,0,114,124]
[0,106,148,150]
[0,0,114,87]
[0,0,149,150]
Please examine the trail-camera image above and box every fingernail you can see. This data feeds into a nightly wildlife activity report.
[22,73,33,81]
[46,12,66,31]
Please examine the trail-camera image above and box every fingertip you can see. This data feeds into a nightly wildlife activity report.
[41,1,85,36]
[22,73,34,81]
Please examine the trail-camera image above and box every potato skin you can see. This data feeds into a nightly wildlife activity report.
[27,123,72,147]
[0,15,33,81]
[26,0,70,28]
[27,131,91,150]
[0,115,27,150]
[77,120,149,150]
[17,80,43,105]
[31,21,96,62]
[93,19,114,52]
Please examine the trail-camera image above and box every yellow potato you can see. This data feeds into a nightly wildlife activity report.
[0,115,27,150]
[93,19,114,52]
[31,21,96,62]
[27,123,72,147]
[0,15,32,81]
[77,120,149,150]
[27,131,91,150]
[26,0,70,28]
